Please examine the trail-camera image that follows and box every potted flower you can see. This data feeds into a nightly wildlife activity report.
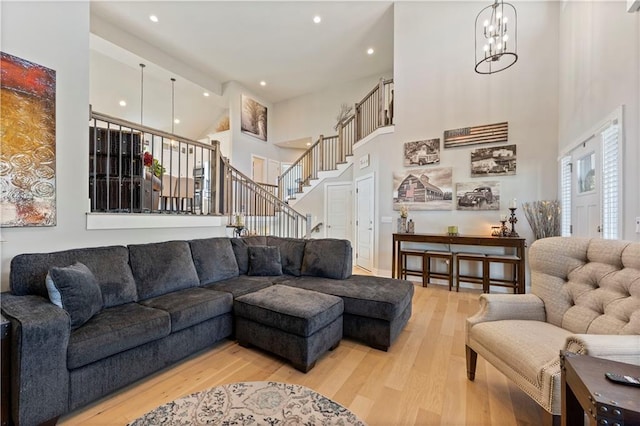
[143,152,165,178]
[142,152,163,210]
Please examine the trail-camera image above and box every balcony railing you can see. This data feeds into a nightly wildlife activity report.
[278,77,393,201]
[89,109,307,238]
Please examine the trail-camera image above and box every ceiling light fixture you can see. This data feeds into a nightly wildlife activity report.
[367,48,374,55]
[313,16,322,24]
[149,15,159,23]
[306,142,311,146]
[174,119,180,124]
[260,81,266,86]
[119,100,127,107]
[203,92,210,97]
[475,0,518,74]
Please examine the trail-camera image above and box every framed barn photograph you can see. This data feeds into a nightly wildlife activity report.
[393,167,453,211]
[456,181,500,210]
[403,138,440,166]
[471,144,516,177]
[241,95,267,141]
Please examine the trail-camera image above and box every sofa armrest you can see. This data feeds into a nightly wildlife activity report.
[1,294,71,425]
[565,334,640,366]
[466,294,546,330]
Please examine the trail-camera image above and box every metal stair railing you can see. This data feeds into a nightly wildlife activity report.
[222,158,308,238]
[278,77,393,201]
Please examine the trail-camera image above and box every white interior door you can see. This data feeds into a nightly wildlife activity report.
[251,155,266,183]
[267,159,280,186]
[571,136,601,238]
[356,174,374,271]
[325,183,352,240]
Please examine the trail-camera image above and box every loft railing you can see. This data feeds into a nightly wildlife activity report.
[222,159,308,238]
[89,110,221,216]
[89,110,307,238]
[278,77,393,201]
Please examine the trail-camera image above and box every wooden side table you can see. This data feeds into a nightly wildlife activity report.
[561,351,640,426]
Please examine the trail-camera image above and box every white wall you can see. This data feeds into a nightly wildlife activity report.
[355,1,561,277]
[272,71,393,145]
[558,1,640,241]
[0,1,225,292]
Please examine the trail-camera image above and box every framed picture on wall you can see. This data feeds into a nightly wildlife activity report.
[241,95,267,141]
[456,181,500,210]
[470,144,517,177]
[393,167,453,211]
[403,138,440,166]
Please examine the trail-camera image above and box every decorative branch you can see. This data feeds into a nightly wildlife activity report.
[522,200,561,240]
[334,103,354,131]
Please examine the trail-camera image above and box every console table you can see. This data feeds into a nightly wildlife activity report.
[392,233,526,293]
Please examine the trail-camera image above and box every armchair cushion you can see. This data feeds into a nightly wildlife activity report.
[45,262,103,329]
[565,334,640,365]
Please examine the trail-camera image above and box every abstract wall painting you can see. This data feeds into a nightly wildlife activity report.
[241,95,267,141]
[393,167,453,211]
[1,52,57,227]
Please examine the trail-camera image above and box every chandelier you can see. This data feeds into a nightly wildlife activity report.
[475,0,518,74]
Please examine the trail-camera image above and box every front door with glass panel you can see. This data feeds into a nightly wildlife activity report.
[571,136,601,238]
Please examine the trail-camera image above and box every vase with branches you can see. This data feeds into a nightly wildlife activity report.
[522,200,561,240]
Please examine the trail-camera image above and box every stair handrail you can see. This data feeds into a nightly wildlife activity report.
[276,77,393,202]
[222,157,308,237]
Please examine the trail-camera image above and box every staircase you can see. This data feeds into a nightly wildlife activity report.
[278,78,394,204]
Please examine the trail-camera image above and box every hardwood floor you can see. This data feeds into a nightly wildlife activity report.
[58,282,544,425]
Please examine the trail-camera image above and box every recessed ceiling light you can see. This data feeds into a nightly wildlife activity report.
[306,142,311,146]
[367,48,374,55]
[203,92,210,97]
[260,81,266,86]
[174,119,180,124]
[313,16,321,24]
[119,100,127,107]
[149,15,159,23]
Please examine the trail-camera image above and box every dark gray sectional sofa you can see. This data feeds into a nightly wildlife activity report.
[1,236,414,426]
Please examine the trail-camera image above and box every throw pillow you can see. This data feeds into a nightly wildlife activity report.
[247,246,283,276]
[45,262,103,329]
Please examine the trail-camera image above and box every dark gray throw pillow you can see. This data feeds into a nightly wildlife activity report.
[247,246,283,276]
[45,262,103,329]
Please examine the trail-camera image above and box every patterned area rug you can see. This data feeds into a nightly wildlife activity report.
[128,381,367,425]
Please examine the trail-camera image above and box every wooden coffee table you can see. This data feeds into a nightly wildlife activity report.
[561,351,640,426]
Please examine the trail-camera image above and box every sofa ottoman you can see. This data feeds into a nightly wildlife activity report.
[234,285,343,372]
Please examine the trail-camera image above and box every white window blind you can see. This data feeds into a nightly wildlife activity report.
[560,156,572,236]
[601,122,620,239]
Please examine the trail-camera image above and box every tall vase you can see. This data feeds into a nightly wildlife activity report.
[397,217,407,233]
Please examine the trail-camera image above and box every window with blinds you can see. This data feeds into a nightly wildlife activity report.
[601,121,620,239]
[560,156,572,236]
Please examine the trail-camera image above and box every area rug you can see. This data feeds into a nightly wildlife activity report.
[128,381,367,425]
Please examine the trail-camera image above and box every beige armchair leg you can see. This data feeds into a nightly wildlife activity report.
[466,345,477,381]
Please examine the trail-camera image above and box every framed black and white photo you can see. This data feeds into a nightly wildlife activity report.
[471,144,516,177]
[456,181,500,210]
[393,167,453,211]
[403,138,440,166]
[241,95,267,141]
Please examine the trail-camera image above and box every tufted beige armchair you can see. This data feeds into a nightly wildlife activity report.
[465,237,640,425]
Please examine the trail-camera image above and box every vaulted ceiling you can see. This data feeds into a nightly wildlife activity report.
[90,1,394,141]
